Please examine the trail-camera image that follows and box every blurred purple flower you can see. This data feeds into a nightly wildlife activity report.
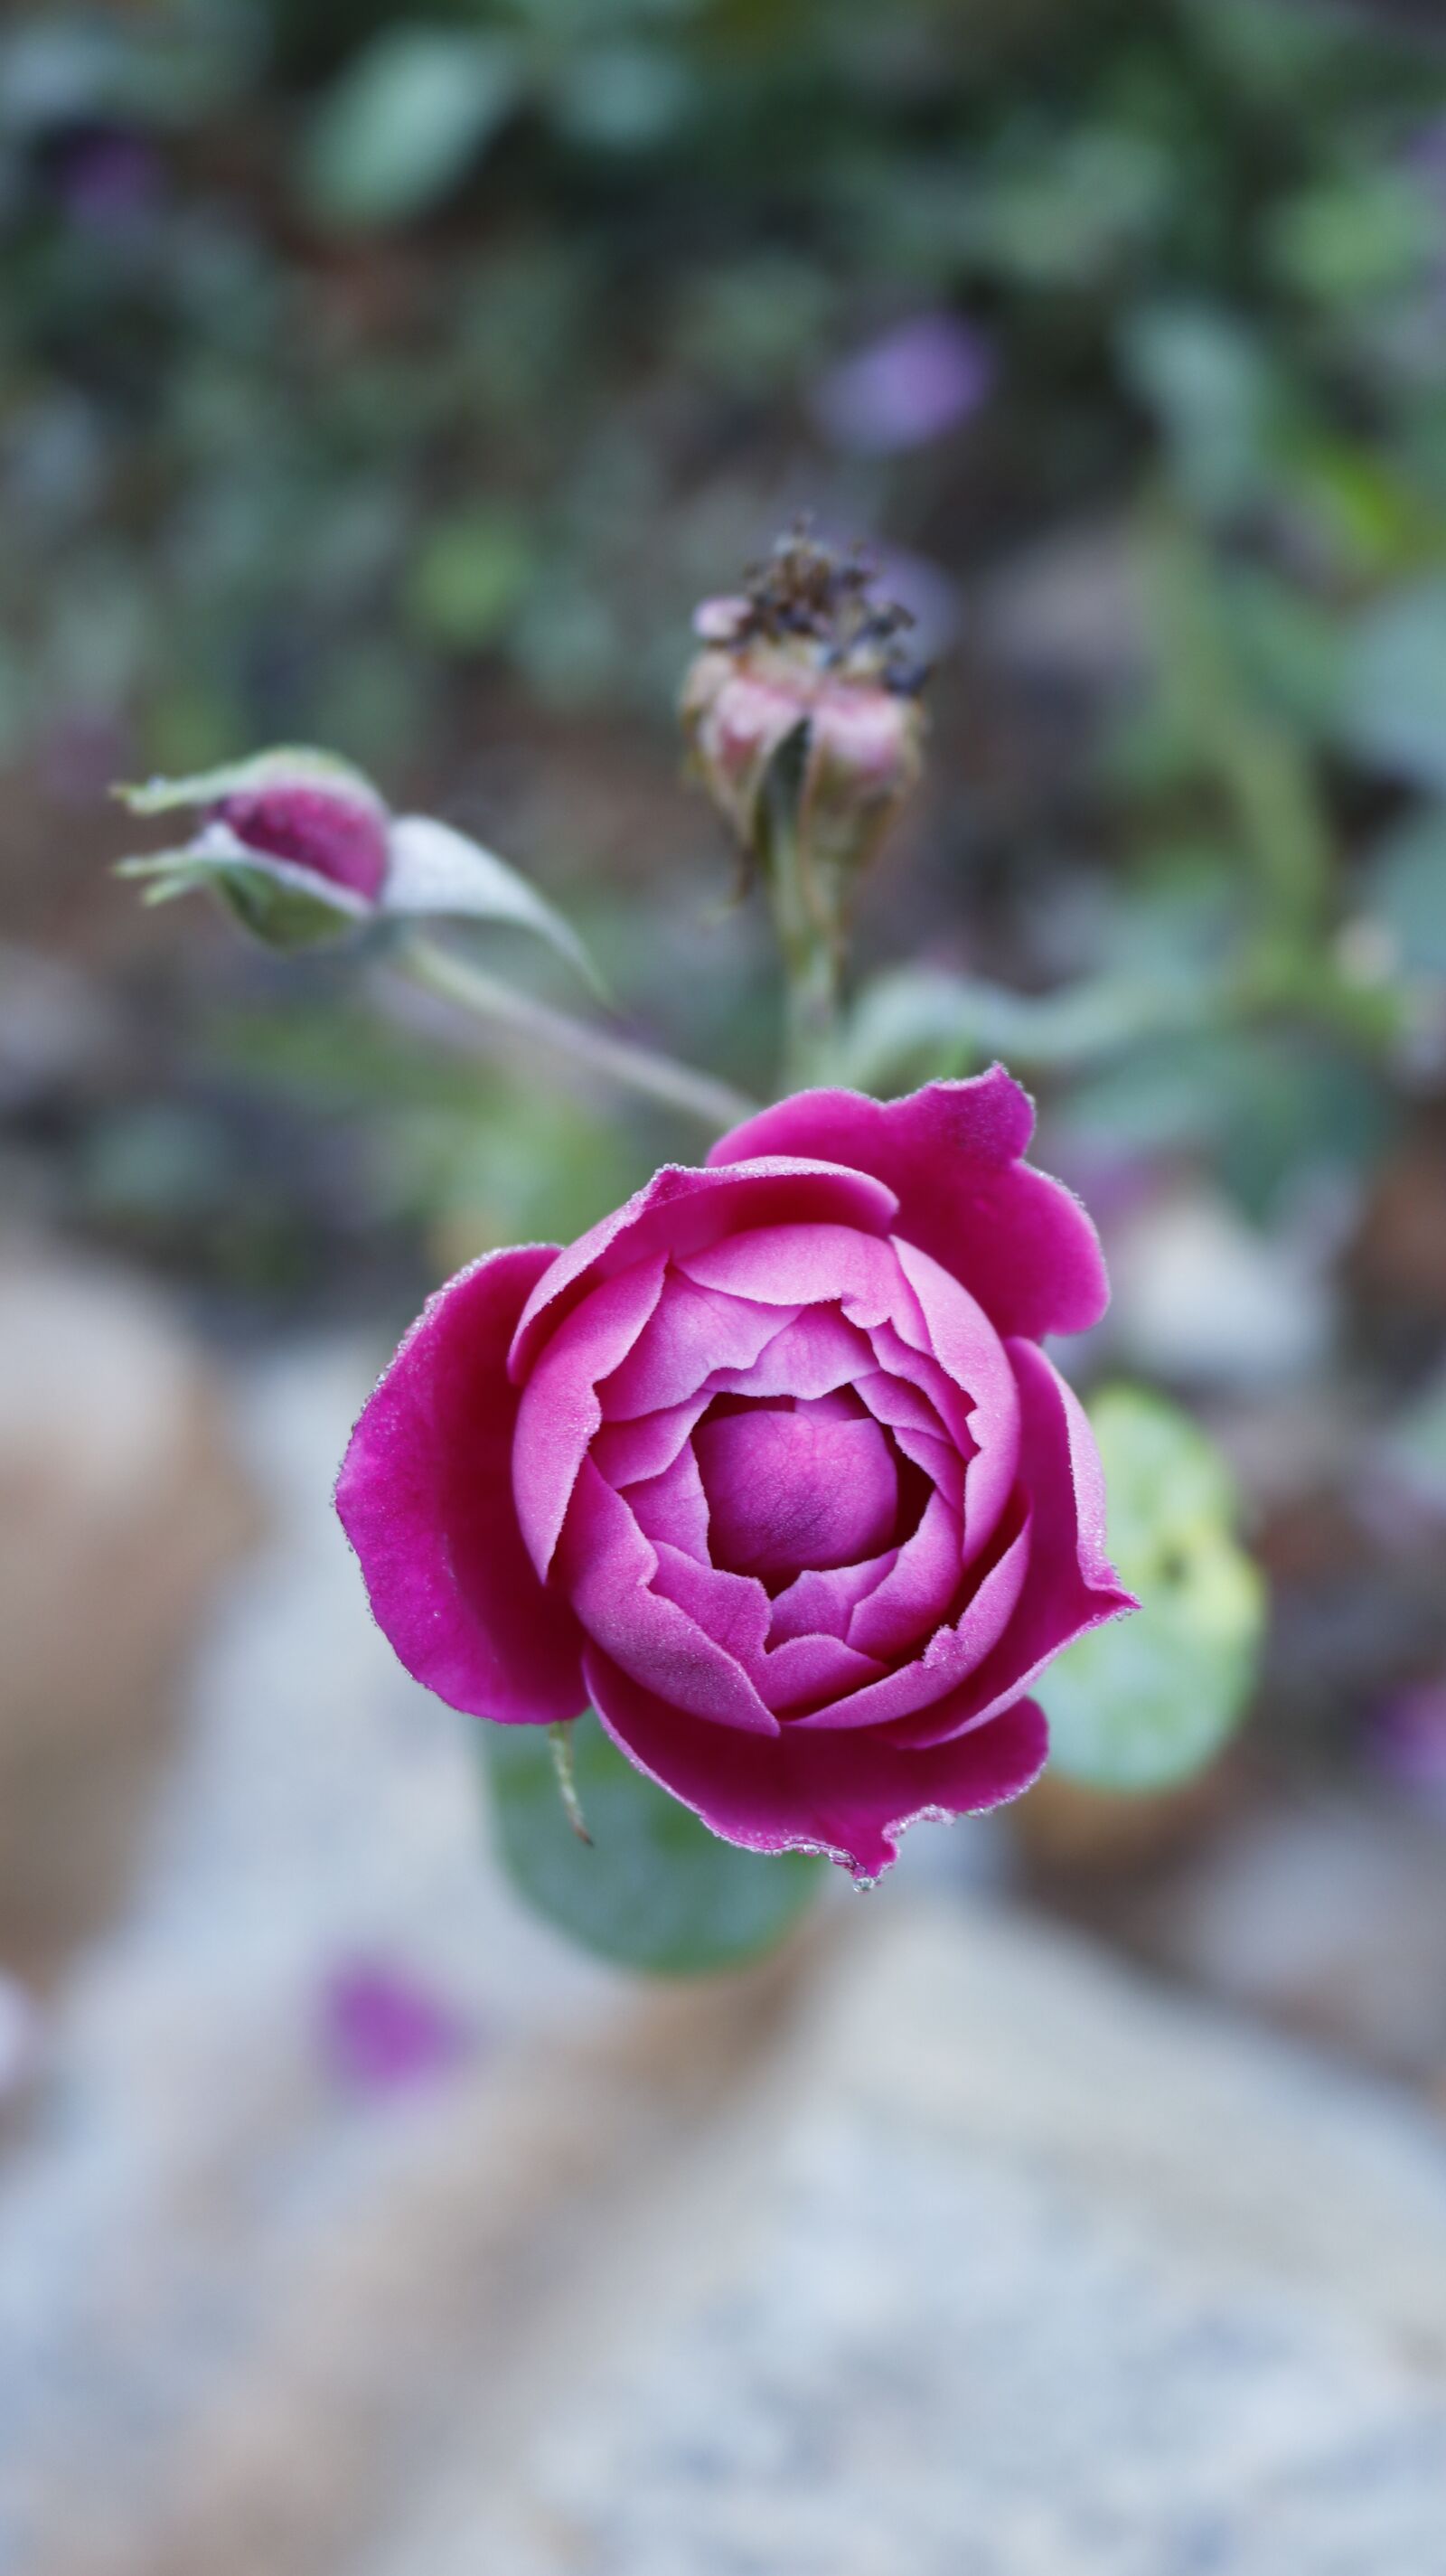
[1366,1682,1446,1817]
[320,1959,472,2096]
[53,129,161,233]
[812,315,994,456]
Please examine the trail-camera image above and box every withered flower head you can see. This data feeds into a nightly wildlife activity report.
[681,527,927,889]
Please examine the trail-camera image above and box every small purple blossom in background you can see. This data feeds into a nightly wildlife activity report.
[1366,1682,1446,1818]
[319,1958,472,2096]
[52,128,162,234]
[811,314,994,456]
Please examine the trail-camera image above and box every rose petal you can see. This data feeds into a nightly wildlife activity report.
[694,1402,899,1583]
[890,1340,1136,1749]
[336,1246,586,1725]
[846,1488,963,1661]
[892,1236,1019,1564]
[512,1255,667,1577]
[600,1274,798,1416]
[219,777,390,902]
[767,1549,899,1645]
[680,1221,914,1330]
[649,1544,886,1714]
[510,1158,898,1382]
[628,1442,712,1562]
[704,1302,874,1401]
[709,1071,1108,1340]
[788,1506,1032,1731]
[587,1648,1048,1878]
[556,1460,776,1734]
[590,1395,712,1492]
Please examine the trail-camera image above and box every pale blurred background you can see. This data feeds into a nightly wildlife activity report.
[4,3,1446,2568]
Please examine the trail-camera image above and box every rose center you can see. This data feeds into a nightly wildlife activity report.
[693,1397,899,1585]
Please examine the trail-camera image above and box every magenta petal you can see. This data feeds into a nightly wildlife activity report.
[681,1220,908,1325]
[789,1509,1032,1731]
[219,779,390,902]
[510,1158,898,1382]
[694,1403,899,1582]
[846,1489,962,1661]
[649,1539,773,1669]
[705,1303,873,1401]
[587,1649,1049,1877]
[861,1318,976,1460]
[649,1544,884,1712]
[768,1550,898,1644]
[590,1395,711,1491]
[891,1340,1135,1749]
[628,1442,712,1562]
[336,1246,586,1726]
[600,1274,797,1416]
[892,1237,1019,1565]
[512,1255,666,1577]
[556,1459,776,1734]
[760,1631,887,1715]
[709,1071,1108,1340]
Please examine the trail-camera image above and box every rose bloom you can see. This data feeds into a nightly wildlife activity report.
[337,1072,1134,1879]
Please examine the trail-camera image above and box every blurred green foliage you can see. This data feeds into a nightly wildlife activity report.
[7,0,1446,1836]
[3,0,1446,790]
[483,1711,824,1973]
[1038,1385,1265,1792]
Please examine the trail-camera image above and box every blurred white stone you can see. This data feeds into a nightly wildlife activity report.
[387,1908,1446,2576]
[1103,1187,1333,1387]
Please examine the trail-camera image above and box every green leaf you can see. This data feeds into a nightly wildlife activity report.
[117,841,372,949]
[1121,304,1281,519]
[482,1713,824,1976]
[384,814,603,992]
[838,965,1211,1093]
[302,31,521,231]
[1038,1386,1265,1793]
[1342,583,1446,793]
[1360,808,1446,976]
[116,745,380,816]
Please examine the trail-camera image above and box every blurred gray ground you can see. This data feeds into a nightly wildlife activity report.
[1,1291,1445,2574]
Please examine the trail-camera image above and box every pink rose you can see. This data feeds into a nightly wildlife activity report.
[336,1069,1134,1879]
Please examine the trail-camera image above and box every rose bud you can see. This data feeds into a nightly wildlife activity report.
[337,1067,1136,1883]
[116,749,391,948]
[681,531,925,885]
[116,746,598,979]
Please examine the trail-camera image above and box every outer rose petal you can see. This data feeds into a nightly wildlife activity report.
[709,1069,1107,1341]
[587,1649,1048,1880]
[337,1246,586,1725]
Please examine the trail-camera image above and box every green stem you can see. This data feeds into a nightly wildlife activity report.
[549,1720,591,1845]
[757,737,845,1088]
[399,935,756,1134]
